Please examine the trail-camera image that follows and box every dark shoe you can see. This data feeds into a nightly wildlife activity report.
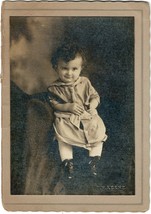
[62,159,74,179]
[88,156,101,177]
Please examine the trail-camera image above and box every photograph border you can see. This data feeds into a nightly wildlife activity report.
[1,1,150,212]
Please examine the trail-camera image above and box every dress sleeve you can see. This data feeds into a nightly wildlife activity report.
[47,86,65,108]
[86,78,100,104]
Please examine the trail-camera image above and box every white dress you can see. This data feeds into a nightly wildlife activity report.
[48,76,107,150]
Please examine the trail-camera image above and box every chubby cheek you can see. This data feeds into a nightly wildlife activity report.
[73,74,79,79]
[75,70,81,78]
[57,70,65,78]
[61,71,67,76]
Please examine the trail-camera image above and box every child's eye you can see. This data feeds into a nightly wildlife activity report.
[62,67,68,70]
[73,67,78,71]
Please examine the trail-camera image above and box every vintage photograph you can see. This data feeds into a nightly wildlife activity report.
[2,1,149,212]
[10,16,134,195]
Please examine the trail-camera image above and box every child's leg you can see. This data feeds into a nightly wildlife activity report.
[58,141,73,161]
[58,141,74,179]
[89,142,103,157]
[88,142,104,176]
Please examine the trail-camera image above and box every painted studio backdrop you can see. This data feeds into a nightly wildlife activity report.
[10,17,134,195]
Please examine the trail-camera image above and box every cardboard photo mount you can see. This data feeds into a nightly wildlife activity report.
[1,1,150,212]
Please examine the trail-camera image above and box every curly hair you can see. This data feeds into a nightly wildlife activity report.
[51,42,86,70]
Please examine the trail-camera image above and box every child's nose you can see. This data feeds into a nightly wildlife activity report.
[67,69,72,75]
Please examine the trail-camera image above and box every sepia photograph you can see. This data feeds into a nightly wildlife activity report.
[1,1,150,212]
[10,15,135,196]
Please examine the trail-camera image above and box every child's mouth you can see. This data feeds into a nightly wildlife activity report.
[65,76,72,79]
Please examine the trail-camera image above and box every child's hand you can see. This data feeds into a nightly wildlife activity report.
[67,103,84,116]
[87,100,98,115]
[87,108,96,115]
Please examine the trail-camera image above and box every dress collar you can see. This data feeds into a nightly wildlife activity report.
[50,77,82,87]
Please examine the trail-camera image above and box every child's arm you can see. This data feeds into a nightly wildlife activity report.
[48,88,84,116]
[86,78,100,111]
[53,102,84,116]
[89,98,99,109]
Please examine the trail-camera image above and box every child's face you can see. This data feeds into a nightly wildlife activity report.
[56,54,83,84]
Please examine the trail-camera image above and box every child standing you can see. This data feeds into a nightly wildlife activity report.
[48,43,107,179]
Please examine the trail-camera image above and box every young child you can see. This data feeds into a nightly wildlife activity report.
[48,43,107,179]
